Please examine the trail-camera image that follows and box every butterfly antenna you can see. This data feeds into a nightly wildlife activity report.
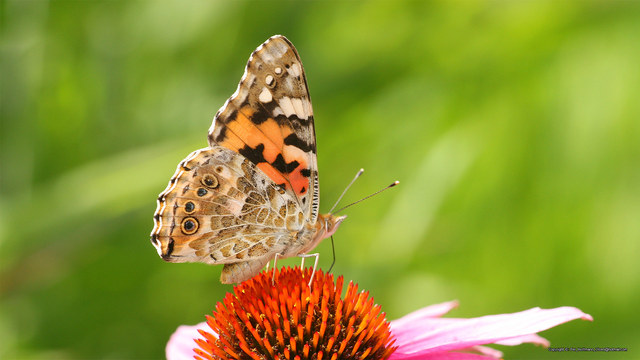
[328,168,365,214]
[334,180,400,214]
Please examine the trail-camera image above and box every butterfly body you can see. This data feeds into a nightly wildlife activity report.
[151,36,345,283]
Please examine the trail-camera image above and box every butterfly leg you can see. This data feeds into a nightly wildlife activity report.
[271,253,281,285]
[298,253,320,286]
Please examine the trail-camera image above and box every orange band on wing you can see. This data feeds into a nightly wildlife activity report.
[216,105,311,197]
[257,163,287,187]
[288,163,310,195]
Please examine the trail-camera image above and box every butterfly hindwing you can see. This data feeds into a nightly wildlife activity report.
[151,146,307,265]
[207,35,319,224]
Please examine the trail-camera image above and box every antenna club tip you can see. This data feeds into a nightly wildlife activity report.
[391,180,400,186]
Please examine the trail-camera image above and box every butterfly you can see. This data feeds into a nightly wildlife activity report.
[150,35,346,284]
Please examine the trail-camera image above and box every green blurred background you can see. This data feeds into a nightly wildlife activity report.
[2,1,639,359]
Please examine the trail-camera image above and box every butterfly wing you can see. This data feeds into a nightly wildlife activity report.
[207,35,320,225]
[151,36,324,283]
[151,146,306,266]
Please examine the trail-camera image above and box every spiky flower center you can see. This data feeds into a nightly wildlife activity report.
[194,267,396,360]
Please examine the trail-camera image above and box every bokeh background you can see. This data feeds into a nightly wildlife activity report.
[2,1,639,359]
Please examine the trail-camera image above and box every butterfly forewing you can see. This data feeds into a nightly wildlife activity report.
[207,35,319,224]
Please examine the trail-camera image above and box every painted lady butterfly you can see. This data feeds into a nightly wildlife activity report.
[151,35,346,283]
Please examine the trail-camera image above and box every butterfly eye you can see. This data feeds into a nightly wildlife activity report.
[201,174,219,189]
[181,217,199,235]
[184,201,195,213]
[197,188,208,197]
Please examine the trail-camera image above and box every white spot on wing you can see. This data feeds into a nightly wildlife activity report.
[291,97,305,118]
[288,63,301,77]
[278,96,295,117]
[303,98,313,116]
[268,40,288,58]
[234,86,249,105]
[259,87,272,103]
[265,75,274,86]
[275,67,283,75]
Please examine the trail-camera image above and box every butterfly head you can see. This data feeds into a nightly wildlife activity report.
[321,213,347,239]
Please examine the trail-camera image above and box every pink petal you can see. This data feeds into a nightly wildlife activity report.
[390,351,497,360]
[394,320,551,348]
[394,301,460,323]
[393,318,460,339]
[166,322,209,360]
[466,345,503,358]
[392,306,592,355]
[495,333,549,347]
[390,342,505,359]
[391,301,460,338]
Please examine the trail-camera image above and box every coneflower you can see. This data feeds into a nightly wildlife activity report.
[166,267,592,360]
